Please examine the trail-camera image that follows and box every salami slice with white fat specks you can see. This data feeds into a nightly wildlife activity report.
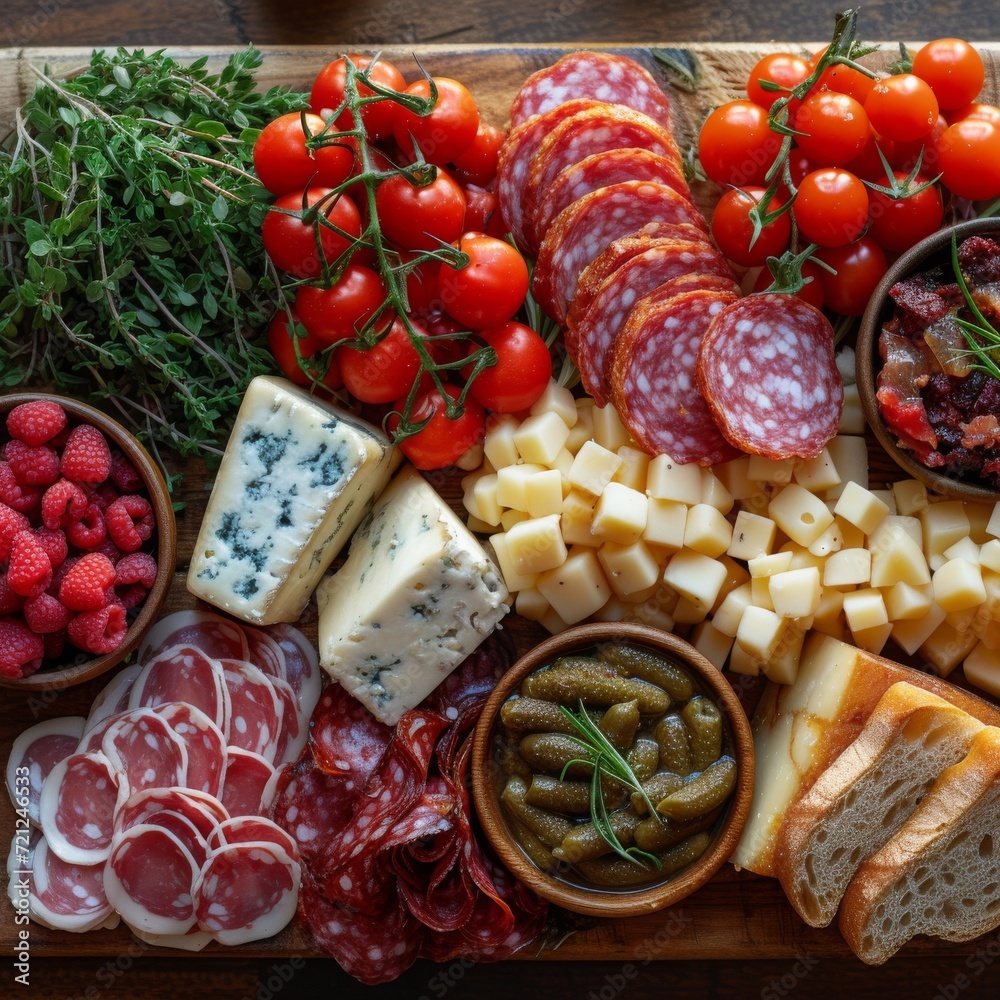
[574,241,737,406]
[6,716,85,827]
[523,106,683,251]
[24,834,114,932]
[697,294,844,459]
[510,51,672,130]
[102,709,189,799]
[83,664,142,735]
[221,747,275,818]
[115,787,229,841]
[151,702,227,799]
[532,181,707,326]
[609,288,742,465]
[137,609,248,664]
[220,660,283,762]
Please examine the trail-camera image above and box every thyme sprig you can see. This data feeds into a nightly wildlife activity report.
[951,233,1000,380]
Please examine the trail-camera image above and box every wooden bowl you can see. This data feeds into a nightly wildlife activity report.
[857,217,1000,503]
[470,622,755,918]
[0,393,176,689]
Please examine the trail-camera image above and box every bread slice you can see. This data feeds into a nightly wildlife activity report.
[840,726,1000,965]
[774,682,984,927]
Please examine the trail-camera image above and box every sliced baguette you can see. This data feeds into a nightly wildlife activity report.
[774,682,984,927]
[840,725,1000,965]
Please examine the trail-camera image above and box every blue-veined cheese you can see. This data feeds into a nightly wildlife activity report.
[316,466,509,724]
[187,376,398,624]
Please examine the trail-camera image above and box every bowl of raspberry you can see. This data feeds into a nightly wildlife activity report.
[0,394,176,688]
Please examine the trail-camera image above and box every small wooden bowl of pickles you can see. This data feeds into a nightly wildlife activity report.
[471,622,754,918]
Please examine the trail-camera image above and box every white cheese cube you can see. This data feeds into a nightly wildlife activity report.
[690,620,734,670]
[671,595,708,624]
[713,456,756,501]
[968,503,996,544]
[564,402,595,454]
[465,514,495,535]
[536,548,612,624]
[812,586,846,639]
[591,482,648,545]
[920,501,971,562]
[643,499,688,551]
[500,509,529,532]
[823,435,869,499]
[838,381,865,435]
[793,448,841,494]
[506,515,567,575]
[488,531,537,593]
[749,551,794,579]
[762,627,807,685]
[613,446,651,492]
[869,527,932,588]
[483,413,520,470]
[835,515,867,551]
[539,606,572,635]
[700,469,734,514]
[471,474,503,526]
[988,502,1000,539]
[892,479,928,516]
[495,462,546,511]
[552,447,575,479]
[751,576,776,611]
[515,587,550,622]
[981,539,1000,574]
[884,581,934,621]
[892,603,947,655]
[712,582,754,637]
[598,540,661,597]
[834,481,890,535]
[561,491,598,547]
[921,618,979,677]
[943,536,982,564]
[842,588,888,633]
[769,567,822,619]
[317,467,507,724]
[769,484,835,547]
[568,440,622,496]
[662,549,728,612]
[873,489,897,514]
[824,548,872,587]
[964,642,1000,697]
[933,558,987,612]
[591,404,632,453]
[646,454,702,504]
[530,380,577,428]
[513,411,570,466]
[807,521,844,559]
[784,544,826,572]
[728,642,762,677]
[748,455,794,484]
[736,605,786,662]
[683,504,732,558]
[187,376,398,625]
[851,621,893,655]
[524,469,564,519]
[727,511,777,561]
[868,515,923,551]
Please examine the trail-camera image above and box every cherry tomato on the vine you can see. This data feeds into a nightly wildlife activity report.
[864,74,939,143]
[253,113,358,197]
[912,38,985,111]
[810,48,876,104]
[698,100,781,187]
[937,118,1000,200]
[844,128,895,181]
[391,383,486,470]
[375,168,467,252]
[336,318,425,404]
[787,147,817,186]
[438,233,529,330]
[949,102,1000,126]
[295,264,390,345]
[792,90,871,166]
[310,55,406,142]
[752,258,826,311]
[746,52,811,112]
[451,121,504,187]
[794,167,869,247]
[261,188,362,279]
[461,186,504,238]
[865,172,944,255]
[463,322,552,413]
[710,186,791,267]
[268,309,343,389]
[815,236,887,316]
[393,77,480,166]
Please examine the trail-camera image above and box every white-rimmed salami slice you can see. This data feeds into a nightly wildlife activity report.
[128,924,215,952]
[130,644,230,736]
[152,703,227,799]
[104,824,199,935]
[6,716,86,826]
[697,294,844,459]
[309,684,392,780]
[241,626,287,680]
[510,51,672,130]
[574,242,737,406]
[102,709,188,798]
[115,787,228,841]
[265,673,303,768]
[221,748,275,818]
[221,661,283,762]
[192,841,300,945]
[38,751,119,865]
[609,288,742,465]
[83,663,142,735]
[532,181,707,325]
[208,816,298,858]
[137,609,248,664]
[267,623,322,721]
[25,834,113,933]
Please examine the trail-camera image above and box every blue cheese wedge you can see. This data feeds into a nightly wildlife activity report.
[317,465,509,724]
[187,376,398,624]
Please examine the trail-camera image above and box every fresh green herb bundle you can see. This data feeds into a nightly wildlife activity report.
[0,47,305,477]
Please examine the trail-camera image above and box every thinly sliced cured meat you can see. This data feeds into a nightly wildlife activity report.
[38,751,119,865]
[136,811,210,868]
[130,644,230,736]
[532,181,706,325]
[267,623,323,719]
[510,51,672,130]
[192,841,299,946]
[137,609,248,664]
[26,835,113,932]
[102,709,188,798]
[208,816,297,857]
[221,748,275,818]
[221,661,283,762]
[84,664,142,735]
[522,105,683,251]
[104,824,199,935]
[309,684,392,780]
[129,925,214,952]
[608,288,742,465]
[573,241,737,406]
[265,672,303,767]
[242,626,287,680]
[116,787,229,841]
[152,703,227,799]
[496,97,600,251]
[535,148,692,250]
[697,293,844,459]
[6,716,86,826]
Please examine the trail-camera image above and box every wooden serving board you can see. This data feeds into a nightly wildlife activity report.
[1,42,999,966]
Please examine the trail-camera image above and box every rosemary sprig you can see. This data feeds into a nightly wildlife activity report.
[558,701,662,869]
[951,232,1000,380]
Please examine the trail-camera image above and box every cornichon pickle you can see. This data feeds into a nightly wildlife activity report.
[519,733,594,779]
[500,776,573,848]
[596,644,694,701]
[682,696,723,771]
[654,714,692,775]
[656,756,737,822]
[520,668,670,714]
[626,739,660,781]
[500,697,603,735]
[497,742,533,783]
[573,832,712,887]
[553,808,642,864]
[550,654,626,677]
[598,700,640,752]
[524,774,623,815]
[630,771,685,815]
[507,816,559,872]
[633,807,721,853]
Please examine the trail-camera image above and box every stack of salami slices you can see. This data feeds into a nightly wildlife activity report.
[5,611,321,948]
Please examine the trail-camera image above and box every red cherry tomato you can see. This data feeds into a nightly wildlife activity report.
[391,384,486,470]
[844,128,895,181]
[746,52,811,111]
[792,90,871,166]
[253,113,356,197]
[793,168,869,247]
[295,265,389,345]
[261,188,362,279]
[752,258,826,311]
[912,38,985,111]
[810,48,876,104]
[891,114,947,174]
[267,309,342,389]
[949,102,1000,126]
[310,55,406,142]
[336,319,425,404]
[438,233,529,330]
[375,168,467,252]
[451,121,504,187]
[815,237,888,316]
[463,322,552,413]
[402,254,442,316]
[866,172,944,255]
[710,186,791,267]
[461,185,502,236]
[787,147,817,186]
[393,77,479,166]
[864,74,939,143]
[698,100,781,187]
[937,118,1000,200]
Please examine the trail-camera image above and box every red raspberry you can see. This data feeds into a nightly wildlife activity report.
[7,530,53,598]
[66,502,107,551]
[114,551,158,608]
[67,603,127,655]
[89,481,120,513]
[58,552,116,611]
[23,593,72,634]
[0,461,41,513]
[0,617,44,678]
[41,478,88,530]
[0,502,30,561]
[48,555,78,598]
[105,495,155,553]
[110,453,144,493]
[4,439,61,487]
[33,526,69,569]
[6,400,68,447]
[60,425,112,483]
[0,574,25,615]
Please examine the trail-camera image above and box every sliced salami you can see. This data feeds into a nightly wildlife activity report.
[241,626,287,680]
[309,684,392,781]
[608,288,742,465]
[152,703,227,799]
[696,294,844,459]
[523,106,683,251]
[573,241,737,406]
[26,834,113,933]
[510,51,672,130]
[84,664,142,735]
[102,709,188,798]
[208,816,297,858]
[6,716,86,826]
[129,925,214,952]
[116,787,229,841]
[221,660,283,762]
[137,609,249,663]
[267,623,322,715]
[532,181,706,325]
[221,747,276,818]
[265,672,303,768]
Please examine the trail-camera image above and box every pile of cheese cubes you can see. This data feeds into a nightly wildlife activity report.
[460,381,1000,695]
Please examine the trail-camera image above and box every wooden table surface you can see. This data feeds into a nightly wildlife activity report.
[4,0,1000,997]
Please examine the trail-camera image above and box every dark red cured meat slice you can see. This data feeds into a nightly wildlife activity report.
[193,841,299,945]
[102,709,188,798]
[510,51,672,130]
[266,623,322,716]
[28,834,113,932]
[104,824,199,935]
[152,703,227,799]
[6,716,86,826]
[208,816,297,858]
[221,660,283,762]
[241,626,286,680]
[115,787,229,841]
[137,810,210,868]
[265,673,302,767]
[137,609,248,663]
[130,644,230,736]
[608,288,742,465]
[532,181,707,325]
[220,747,275,818]
[309,683,392,781]
[38,751,119,865]
[522,106,684,252]
[697,294,844,459]
[573,241,737,406]
[496,97,601,251]
[535,148,692,251]
[83,663,142,735]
